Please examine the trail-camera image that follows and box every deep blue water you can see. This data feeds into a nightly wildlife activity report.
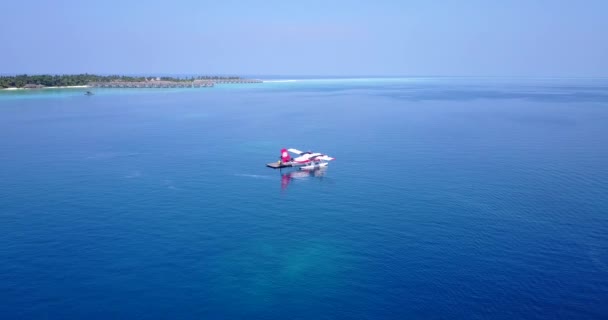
[1,78,607,319]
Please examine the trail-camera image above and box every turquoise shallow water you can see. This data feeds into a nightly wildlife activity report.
[1,78,608,319]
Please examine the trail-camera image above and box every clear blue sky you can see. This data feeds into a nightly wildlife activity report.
[1,0,607,76]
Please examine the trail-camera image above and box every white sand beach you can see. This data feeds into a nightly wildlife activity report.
[43,85,90,89]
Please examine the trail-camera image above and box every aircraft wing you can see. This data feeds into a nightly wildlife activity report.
[315,155,334,161]
[288,149,334,161]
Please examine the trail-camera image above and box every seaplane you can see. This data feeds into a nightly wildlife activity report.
[266,148,335,170]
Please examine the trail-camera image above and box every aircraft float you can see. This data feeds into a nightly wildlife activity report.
[267,148,335,170]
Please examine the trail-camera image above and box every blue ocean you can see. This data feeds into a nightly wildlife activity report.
[1,78,607,319]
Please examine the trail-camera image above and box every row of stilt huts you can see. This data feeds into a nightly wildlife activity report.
[89,79,262,88]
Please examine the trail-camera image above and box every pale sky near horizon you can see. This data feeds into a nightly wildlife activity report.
[1,0,607,76]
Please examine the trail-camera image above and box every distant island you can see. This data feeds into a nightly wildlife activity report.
[0,74,262,89]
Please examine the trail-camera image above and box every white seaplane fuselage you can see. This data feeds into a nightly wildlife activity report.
[298,162,328,170]
[288,149,334,170]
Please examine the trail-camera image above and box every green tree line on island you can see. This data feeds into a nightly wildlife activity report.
[0,74,242,88]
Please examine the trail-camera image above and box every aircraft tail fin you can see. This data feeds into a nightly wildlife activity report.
[280,148,291,163]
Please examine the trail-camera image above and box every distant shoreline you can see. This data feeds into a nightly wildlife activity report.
[0,74,258,90]
[2,85,91,91]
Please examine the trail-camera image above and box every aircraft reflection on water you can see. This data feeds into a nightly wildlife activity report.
[280,167,328,191]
